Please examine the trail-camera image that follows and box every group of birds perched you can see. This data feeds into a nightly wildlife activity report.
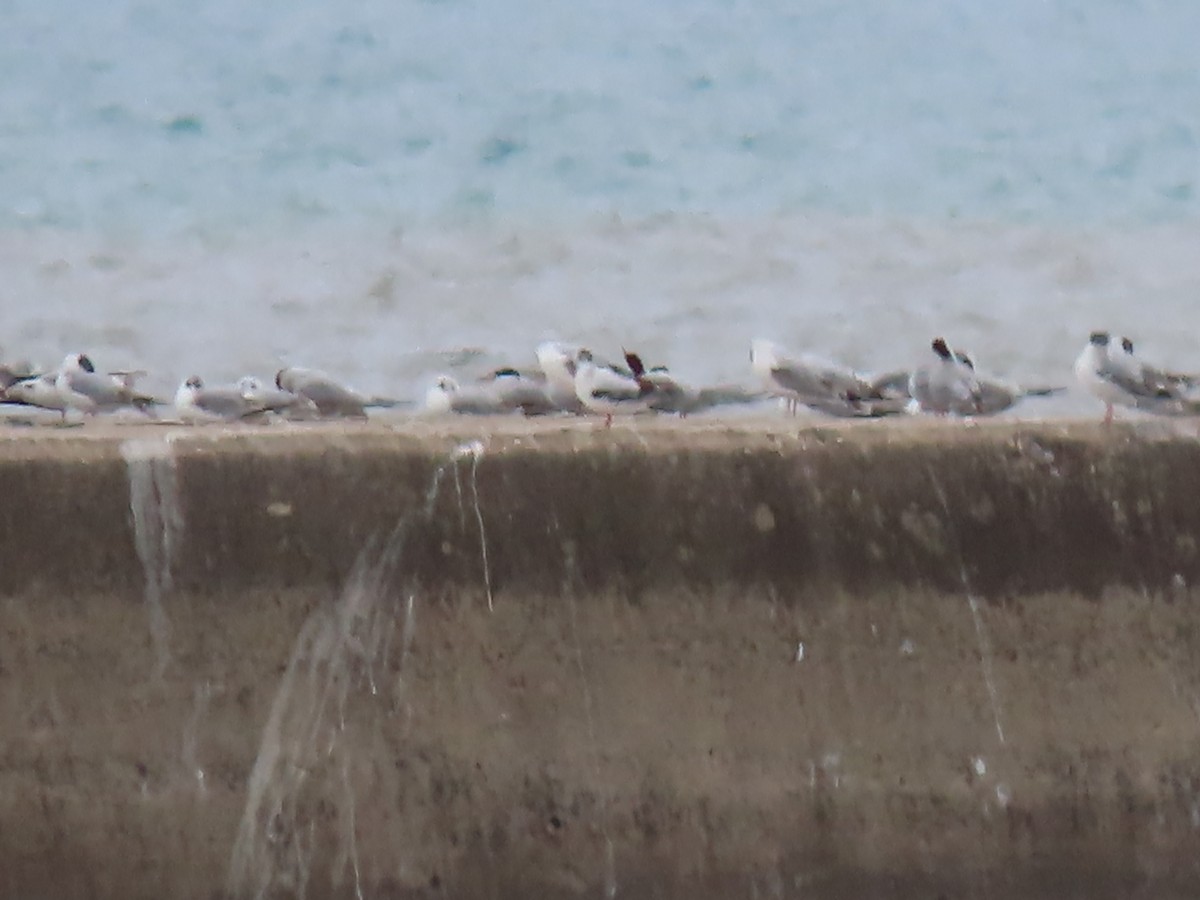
[0,354,397,423]
[394,333,1200,425]
[0,332,1192,426]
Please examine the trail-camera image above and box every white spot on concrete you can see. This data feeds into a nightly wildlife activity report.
[973,757,987,776]
[451,439,485,460]
[995,783,1011,807]
[900,638,916,656]
[752,503,776,533]
[794,642,805,662]
[266,501,293,518]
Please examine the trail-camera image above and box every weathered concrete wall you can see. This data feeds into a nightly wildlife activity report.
[2,418,1200,898]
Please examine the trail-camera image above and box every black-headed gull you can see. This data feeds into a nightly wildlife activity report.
[1,374,71,420]
[534,341,584,409]
[174,376,275,423]
[0,359,37,391]
[1115,336,1197,398]
[536,341,611,414]
[750,338,906,416]
[274,367,369,419]
[482,368,559,415]
[573,348,654,427]
[424,370,556,416]
[1076,332,1197,423]
[904,341,1061,417]
[55,353,157,416]
[908,338,984,416]
[425,375,505,415]
[237,376,320,419]
[620,351,763,417]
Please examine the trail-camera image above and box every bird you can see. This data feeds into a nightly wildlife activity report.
[237,376,320,420]
[1073,331,1192,423]
[425,375,506,415]
[908,338,984,416]
[1114,337,1197,398]
[900,344,1062,417]
[1,374,72,420]
[480,368,559,415]
[750,339,894,415]
[274,367,370,419]
[619,351,763,417]
[424,369,559,416]
[0,359,38,391]
[968,379,1065,416]
[533,341,591,413]
[54,353,157,417]
[174,376,275,423]
[573,348,654,427]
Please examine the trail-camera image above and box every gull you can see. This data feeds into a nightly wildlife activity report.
[1075,332,1137,423]
[0,359,38,391]
[535,341,580,395]
[750,338,910,417]
[423,374,525,415]
[275,367,371,419]
[900,346,1063,417]
[1,374,71,420]
[533,341,588,413]
[483,368,559,415]
[54,353,157,417]
[425,370,558,416]
[425,375,509,415]
[274,367,408,419]
[174,376,275,424]
[908,338,984,416]
[574,348,654,427]
[621,352,763,416]
[969,378,1065,416]
[237,376,320,420]
[749,338,896,415]
[1075,332,1197,423]
[1115,336,1197,398]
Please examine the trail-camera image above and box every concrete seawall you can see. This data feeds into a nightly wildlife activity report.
[3,418,1200,898]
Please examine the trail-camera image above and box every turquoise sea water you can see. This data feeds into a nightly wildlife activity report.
[3,0,1200,407]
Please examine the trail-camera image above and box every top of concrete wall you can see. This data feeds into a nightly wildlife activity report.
[2,417,1199,601]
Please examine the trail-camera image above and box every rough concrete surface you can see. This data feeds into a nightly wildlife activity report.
[2,417,1200,898]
